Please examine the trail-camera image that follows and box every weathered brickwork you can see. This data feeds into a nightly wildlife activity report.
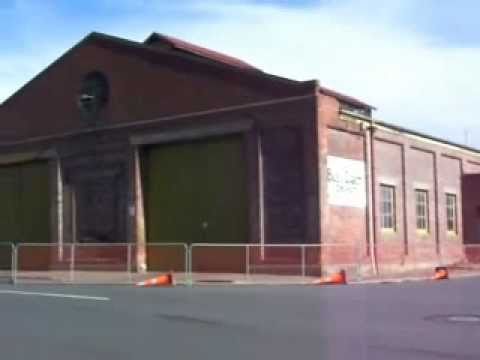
[262,127,306,244]
[318,92,480,271]
[0,33,319,248]
[2,31,479,276]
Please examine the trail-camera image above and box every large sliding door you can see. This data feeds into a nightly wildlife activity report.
[0,161,51,243]
[143,135,248,244]
[0,167,20,243]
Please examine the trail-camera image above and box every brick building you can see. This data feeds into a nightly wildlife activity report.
[0,31,479,273]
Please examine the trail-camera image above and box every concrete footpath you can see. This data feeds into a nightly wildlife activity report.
[3,267,480,286]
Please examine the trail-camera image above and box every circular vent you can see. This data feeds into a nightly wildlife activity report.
[77,71,109,122]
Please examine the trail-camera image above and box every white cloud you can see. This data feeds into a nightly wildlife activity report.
[2,0,480,147]
[167,0,480,146]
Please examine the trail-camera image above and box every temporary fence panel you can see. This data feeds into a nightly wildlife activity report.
[138,243,189,284]
[73,243,129,271]
[316,243,362,280]
[375,240,410,278]
[145,243,188,272]
[71,243,131,284]
[445,244,480,278]
[12,241,480,285]
[440,241,466,266]
[189,243,362,284]
[190,244,247,283]
[374,240,439,280]
[12,242,189,285]
[248,245,304,276]
[16,244,74,284]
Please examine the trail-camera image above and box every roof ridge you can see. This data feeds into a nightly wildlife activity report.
[319,86,375,110]
[144,32,259,71]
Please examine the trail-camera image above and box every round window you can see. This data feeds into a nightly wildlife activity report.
[77,71,109,122]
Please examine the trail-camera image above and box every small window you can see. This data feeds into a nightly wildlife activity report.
[415,190,429,231]
[78,71,110,122]
[380,185,396,230]
[446,193,458,233]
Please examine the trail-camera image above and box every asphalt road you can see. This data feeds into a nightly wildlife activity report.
[0,279,479,360]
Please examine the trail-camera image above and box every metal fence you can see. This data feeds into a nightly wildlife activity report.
[374,241,444,279]
[1,242,480,285]
[373,242,480,281]
[189,243,363,284]
[441,244,480,278]
[12,242,188,285]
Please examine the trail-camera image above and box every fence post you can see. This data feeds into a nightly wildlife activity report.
[355,240,362,282]
[246,244,250,279]
[11,244,17,285]
[70,243,75,283]
[127,243,132,283]
[301,245,306,278]
[187,244,193,286]
[183,244,188,284]
[438,245,444,268]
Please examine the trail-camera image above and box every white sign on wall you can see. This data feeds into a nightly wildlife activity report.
[327,155,366,208]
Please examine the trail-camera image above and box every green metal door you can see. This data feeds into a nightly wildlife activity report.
[0,166,20,243]
[143,135,248,244]
[0,161,50,244]
[19,161,51,243]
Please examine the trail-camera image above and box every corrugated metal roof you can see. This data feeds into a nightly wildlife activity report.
[144,32,375,110]
[144,32,259,71]
[1,31,374,112]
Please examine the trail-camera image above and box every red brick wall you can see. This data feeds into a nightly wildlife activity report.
[325,128,367,249]
[373,139,406,268]
[0,38,309,141]
[262,127,306,244]
[0,36,319,253]
[438,156,463,262]
[406,148,436,263]
[317,92,480,272]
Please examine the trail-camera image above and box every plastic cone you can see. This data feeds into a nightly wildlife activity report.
[433,266,449,280]
[136,273,174,287]
[312,269,347,285]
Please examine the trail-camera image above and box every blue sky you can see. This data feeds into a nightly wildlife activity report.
[1,0,480,147]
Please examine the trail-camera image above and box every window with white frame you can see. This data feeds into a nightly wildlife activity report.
[446,193,457,233]
[380,184,396,230]
[415,189,429,231]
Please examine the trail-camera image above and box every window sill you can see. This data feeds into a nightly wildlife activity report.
[416,230,430,237]
[380,228,397,237]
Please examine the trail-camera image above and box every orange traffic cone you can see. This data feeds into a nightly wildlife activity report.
[312,269,347,285]
[136,273,174,287]
[433,266,449,280]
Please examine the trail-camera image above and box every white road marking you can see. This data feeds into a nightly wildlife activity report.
[0,290,110,301]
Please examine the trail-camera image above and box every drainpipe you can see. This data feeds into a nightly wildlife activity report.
[364,118,378,274]
[56,155,64,261]
[257,129,265,259]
